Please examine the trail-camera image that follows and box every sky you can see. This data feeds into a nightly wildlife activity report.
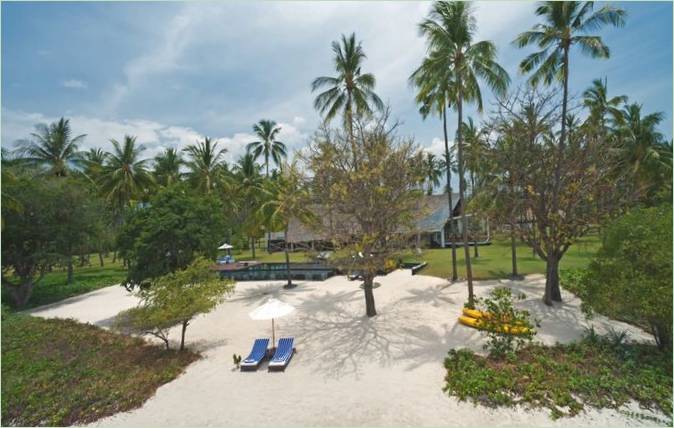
[2,1,672,165]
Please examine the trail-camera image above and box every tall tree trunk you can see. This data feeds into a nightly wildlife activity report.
[442,106,458,282]
[283,228,294,289]
[99,252,105,267]
[67,256,74,285]
[457,87,475,307]
[266,159,272,253]
[510,216,519,279]
[363,274,377,317]
[543,253,562,305]
[5,281,34,308]
[543,45,570,303]
[251,237,256,259]
[180,320,189,351]
[470,170,479,259]
[112,251,117,264]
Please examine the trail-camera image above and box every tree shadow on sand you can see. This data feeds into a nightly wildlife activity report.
[226,282,317,307]
[291,285,484,380]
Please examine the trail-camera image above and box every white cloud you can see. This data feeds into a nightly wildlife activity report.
[62,79,88,89]
[1,108,308,165]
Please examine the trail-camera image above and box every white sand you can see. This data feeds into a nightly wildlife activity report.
[28,270,666,427]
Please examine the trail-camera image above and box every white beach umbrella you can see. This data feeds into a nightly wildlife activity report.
[218,243,233,250]
[249,298,295,346]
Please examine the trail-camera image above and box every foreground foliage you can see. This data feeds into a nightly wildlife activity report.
[476,287,535,358]
[572,205,673,350]
[1,314,198,426]
[443,332,672,420]
[114,258,234,350]
[117,184,226,288]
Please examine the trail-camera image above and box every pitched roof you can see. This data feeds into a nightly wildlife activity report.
[285,193,460,244]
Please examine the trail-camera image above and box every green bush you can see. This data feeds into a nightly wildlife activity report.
[577,205,672,350]
[443,331,672,419]
[476,287,535,358]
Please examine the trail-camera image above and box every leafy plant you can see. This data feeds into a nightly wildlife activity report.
[443,334,672,419]
[577,205,672,350]
[476,287,536,358]
[2,313,198,426]
[114,258,234,351]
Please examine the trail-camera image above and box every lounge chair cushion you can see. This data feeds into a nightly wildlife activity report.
[240,338,269,369]
[269,337,294,368]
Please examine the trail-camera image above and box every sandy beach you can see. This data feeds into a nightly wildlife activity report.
[28,270,665,427]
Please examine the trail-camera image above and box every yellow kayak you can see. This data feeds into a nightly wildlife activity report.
[458,315,532,335]
[462,307,528,327]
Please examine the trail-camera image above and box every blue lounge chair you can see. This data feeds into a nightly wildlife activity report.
[240,338,269,371]
[268,337,295,371]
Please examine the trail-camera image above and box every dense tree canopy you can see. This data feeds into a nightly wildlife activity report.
[117,184,227,287]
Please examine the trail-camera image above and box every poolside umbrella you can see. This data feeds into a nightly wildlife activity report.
[218,243,233,256]
[249,298,295,346]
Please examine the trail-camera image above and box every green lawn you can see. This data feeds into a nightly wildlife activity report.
[2,255,127,310]
[1,312,199,426]
[234,235,600,280]
[402,234,600,280]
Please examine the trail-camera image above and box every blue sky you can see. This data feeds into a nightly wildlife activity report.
[2,1,672,163]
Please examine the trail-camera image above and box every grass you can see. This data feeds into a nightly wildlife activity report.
[443,332,672,421]
[1,312,199,427]
[402,234,600,280]
[2,255,127,310]
[234,235,600,281]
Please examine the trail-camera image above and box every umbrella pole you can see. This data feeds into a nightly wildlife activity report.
[272,318,275,347]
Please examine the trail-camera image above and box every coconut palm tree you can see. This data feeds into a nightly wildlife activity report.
[99,135,154,212]
[153,148,184,187]
[461,117,490,196]
[422,152,444,195]
[183,137,227,194]
[461,117,490,259]
[81,147,106,183]
[247,120,287,177]
[515,1,626,222]
[410,51,459,281]
[234,153,265,257]
[418,1,510,307]
[260,161,313,289]
[17,117,85,176]
[615,103,669,197]
[312,33,384,142]
[582,77,627,130]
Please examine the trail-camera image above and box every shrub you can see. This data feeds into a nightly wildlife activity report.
[114,258,234,350]
[577,205,672,350]
[476,287,535,358]
[443,333,672,419]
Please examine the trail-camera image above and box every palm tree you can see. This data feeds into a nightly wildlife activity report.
[615,103,669,197]
[422,152,444,195]
[183,137,227,194]
[234,153,264,258]
[418,1,510,307]
[409,51,459,282]
[461,117,490,259]
[461,117,490,196]
[312,33,384,142]
[99,135,154,212]
[515,2,626,222]
[582,77,627,131]
[247,120,287,177]
[154,148,183,187]
[17,117,85,176]
[260,162,313,289]
[81,148,106,183]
